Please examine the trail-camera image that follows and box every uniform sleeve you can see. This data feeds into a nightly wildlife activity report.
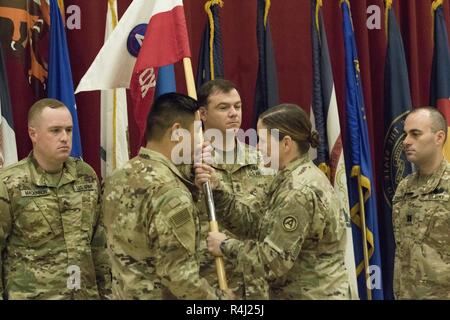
[175,164,201,201]
[91,180,112,299]
[153,189,221,300]
[212,180,263,238]
[392,179,407,246]
[0,180,12,300]
[221,189,316,293]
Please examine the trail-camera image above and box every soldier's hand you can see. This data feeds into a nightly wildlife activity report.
[194,163,218,189]
[207,231,228,256]
[222,288,237,300]
[194,141,214,165]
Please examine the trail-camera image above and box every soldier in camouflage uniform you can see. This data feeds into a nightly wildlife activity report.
[102,93,231,300]
[181,79,274,299]
[0,99,111,300]
[199,104,350,299]
[393,107,450,299]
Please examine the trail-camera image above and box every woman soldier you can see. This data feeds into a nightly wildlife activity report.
[195,104,351,299]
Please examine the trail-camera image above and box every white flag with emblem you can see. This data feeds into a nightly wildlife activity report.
[100,0,129,178]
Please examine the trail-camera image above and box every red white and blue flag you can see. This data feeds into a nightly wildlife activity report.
[76,0,191,151]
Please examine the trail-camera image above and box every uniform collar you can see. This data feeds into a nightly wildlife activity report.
[138,147,189,184]
[406,159,449,195]
[267,154,310,195]
[282,154,310,174]
[212,139,258,172]
[28,152,76,188]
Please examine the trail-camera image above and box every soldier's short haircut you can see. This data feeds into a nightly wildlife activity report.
[146,92,199,141]
[197,79,238,108]
[408,107,448,142]
[28,98,68,126]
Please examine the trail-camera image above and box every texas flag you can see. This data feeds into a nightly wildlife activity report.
[76,0,191,150]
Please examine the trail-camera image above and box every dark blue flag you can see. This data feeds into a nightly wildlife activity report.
[253,0,279,126]
[196,0,224,87]
[382,1,413,300]
[48,0,82,158]
[430,1,450,160]
[311,0,359,299]
[341,0,384,300]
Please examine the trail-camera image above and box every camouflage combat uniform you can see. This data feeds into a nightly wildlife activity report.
[0,154,111,300]
[180,141,274,298]
[218,155,350,299]
[392,159,450,299]
[102,148,222,300]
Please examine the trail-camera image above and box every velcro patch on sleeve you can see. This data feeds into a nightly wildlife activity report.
[170,208,191,228]
[167,197,181,209]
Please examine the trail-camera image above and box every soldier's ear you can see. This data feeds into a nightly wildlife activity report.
[281,135,293,153]
[28,126,37,143]
[170,123,183,142]
[199,106,207,122]
[436,130,446,146]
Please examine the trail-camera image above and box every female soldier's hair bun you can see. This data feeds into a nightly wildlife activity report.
[309,131,320,148]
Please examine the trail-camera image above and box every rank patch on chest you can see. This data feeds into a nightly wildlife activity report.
[406,213,413,225]
[282,216,298,232]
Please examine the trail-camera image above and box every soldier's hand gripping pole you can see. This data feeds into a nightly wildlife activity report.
[183,57,229,290]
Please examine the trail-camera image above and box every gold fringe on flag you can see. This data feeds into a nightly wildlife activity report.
[205,0,224,80]
[432,0,444,40]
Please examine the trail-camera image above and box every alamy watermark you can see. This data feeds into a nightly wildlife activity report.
[68,4,383,31]
[366,264,382,290]
[66,5,81,30]
[170,121,280,172]
[67,265,81,290]
[367,5,382,30]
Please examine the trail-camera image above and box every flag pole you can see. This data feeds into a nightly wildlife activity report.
[356,170,372,300]
[183,57,229,291]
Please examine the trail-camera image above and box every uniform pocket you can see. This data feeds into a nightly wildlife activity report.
[16,198,62,247]
[396,195,432,243]
[425,213,450,252]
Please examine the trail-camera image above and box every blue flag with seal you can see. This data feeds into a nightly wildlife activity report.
[382,0,413,300]
[341,0,383,300]
[48,0,82,158]
[430,0,450,161]
[196,0,224,87]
